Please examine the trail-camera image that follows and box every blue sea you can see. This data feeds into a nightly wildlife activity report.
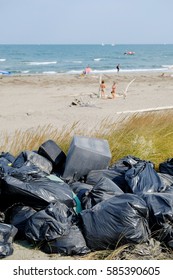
[0,44,173,75]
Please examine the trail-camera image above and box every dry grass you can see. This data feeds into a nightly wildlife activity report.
[92,110,173,170]
[81,242,173,260]
[1,110,173,170]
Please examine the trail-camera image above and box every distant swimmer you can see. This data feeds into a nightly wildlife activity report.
[124,51,135,55]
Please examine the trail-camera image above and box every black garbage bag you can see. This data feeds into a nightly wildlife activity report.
[41,224,90,256]
[0,158,14,177]
[69,181,93,204]
[8,205,36,239]
[142,190,173,247]
[125,161,165,194]
[110,155,143,172]
[0,175,74,210]
[85,156,153,193]
[86,168,131,193]
[0,157,11,167]
[157,172,173,192]
[142,191,173,225]
[9,165,46,181]
[70,181,93,195]
[0,160,46,181]
[159,158,173,176]
[0,212,5,223]
[69,181,93,212]
[0,152,15,164]
[12,151,53,175]
[0,223,18,258]
[81,177,124,209]
[153,222,173,248]
[80,193,150,250]
[25,202,72,242]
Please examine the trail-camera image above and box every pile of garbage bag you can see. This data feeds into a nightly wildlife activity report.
[0,135,173,258]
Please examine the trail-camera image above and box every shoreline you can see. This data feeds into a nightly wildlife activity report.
[1,68,173,77]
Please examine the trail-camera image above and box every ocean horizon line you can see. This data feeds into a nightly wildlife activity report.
[0,43,173,46]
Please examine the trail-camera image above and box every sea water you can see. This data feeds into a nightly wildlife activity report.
[0,44,173,75]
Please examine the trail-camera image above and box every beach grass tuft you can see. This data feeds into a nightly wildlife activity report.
[1,111,173,170]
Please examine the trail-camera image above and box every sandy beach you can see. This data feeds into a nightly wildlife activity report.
[1,72,173,137]
[1,71,173,260]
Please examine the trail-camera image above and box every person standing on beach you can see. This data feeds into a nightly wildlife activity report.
[100,80,106,98]
[111,81,116,99]
[116,64,120,73]
[85,65,92,74]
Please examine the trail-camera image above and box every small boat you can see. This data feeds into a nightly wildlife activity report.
[124,51,135,55]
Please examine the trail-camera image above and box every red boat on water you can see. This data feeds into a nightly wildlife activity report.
[124,51,135,55]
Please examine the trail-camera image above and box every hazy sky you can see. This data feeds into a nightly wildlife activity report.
[1,0,173,44]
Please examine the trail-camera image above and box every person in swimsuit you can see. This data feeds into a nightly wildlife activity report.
[111,81,116,98]
[100,80,106,98]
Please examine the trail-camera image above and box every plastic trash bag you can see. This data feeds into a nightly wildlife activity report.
[0,153,46,180]
[0,223,18,258]
[41,224,90,256]
[157,172,173,192]
[159,158,173,176]
[25,202,72,242]
[0,159,13,177]
[86,168,131,193]
[0,152,15,164]
[125,161,165,194]
[10,165,46,180]
[12,151,53,175]
[142,190,173,247]
[0,175,74,210]
[109,155,143,171]
[70,181,93,195]
[142,191,173,225]
[86,155,144,193]
[8,205,36,239]
[80,193,150,250]
[81,177,124,209]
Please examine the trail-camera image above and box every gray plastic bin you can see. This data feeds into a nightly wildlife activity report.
[63,135,112,181]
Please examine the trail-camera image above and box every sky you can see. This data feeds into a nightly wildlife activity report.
[0,0,173,44]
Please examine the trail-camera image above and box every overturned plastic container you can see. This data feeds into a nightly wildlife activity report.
[38,140,66,175]
[62,135,112,181]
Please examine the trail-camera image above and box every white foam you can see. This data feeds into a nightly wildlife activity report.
[21,70,30,74]
[72,60,82,64]
[27,61,57,66]
[162,65,173,69]
[0,58,6,62]
[94,58,101,61]
[67,67,168,75]
[42,71,57,74]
